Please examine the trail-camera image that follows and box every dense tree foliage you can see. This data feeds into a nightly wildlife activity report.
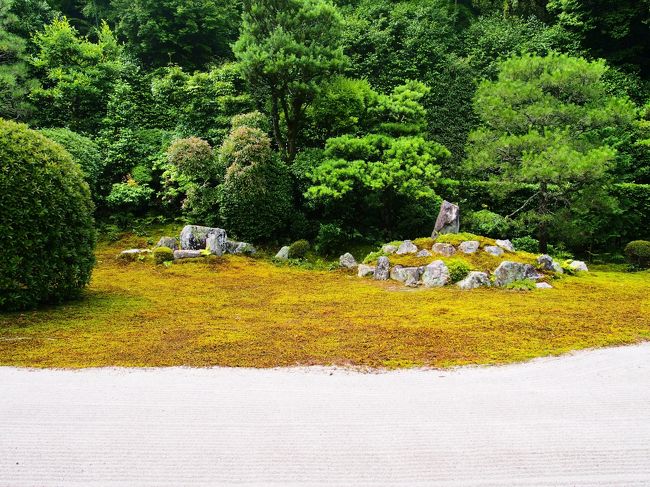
[0,0,648,260]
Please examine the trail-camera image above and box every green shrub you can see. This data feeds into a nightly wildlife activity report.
[153,246,174,264]
[231,111,269,132]
[512,236,539,253]
[167,137,215,183]
[106,178,154,214]
[504,279,536,291]
[446,259,470,283]
[40,127,103,196]
[624,240,650,268]
[464,209,510,238]
[314,223,348,256]
[0,119,95,310]
[288,240,310,259]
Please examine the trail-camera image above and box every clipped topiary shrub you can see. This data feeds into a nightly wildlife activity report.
[446,259,470,283]
[0,119,95,310]
[624,240,650,268]
[153,246,174,264]
[288,240,310,259]
[511,236,539,253]
[40,127,103,197]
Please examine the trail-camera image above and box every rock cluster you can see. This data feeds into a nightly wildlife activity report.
[349,236,582,291]
[120,225,256,262]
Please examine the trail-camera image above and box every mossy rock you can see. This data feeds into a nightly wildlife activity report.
[153,247,174,264]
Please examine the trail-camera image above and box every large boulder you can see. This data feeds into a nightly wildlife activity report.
[180,225,227,250]
[391,266,422,287]
[374,256,390,280]
[432,200,460,237]
[206,234,224,256]
[396,240,418,255]
[421,260,450,287]
[568,260,589,272]
[493,261,541,287]
[155,236,178,251]
[275,246,290,260]
[432,243,456,257]
[484,245,504,257]
[537,254,563,274]
[339,252,358,269]
[358,264,375,278]
[459,241,479,254]
[457,271,490,290]
[495,239,515,252]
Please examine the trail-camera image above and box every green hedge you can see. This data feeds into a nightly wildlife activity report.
[1,119,96,310]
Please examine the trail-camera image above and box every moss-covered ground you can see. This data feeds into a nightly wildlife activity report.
[1,228,649,369]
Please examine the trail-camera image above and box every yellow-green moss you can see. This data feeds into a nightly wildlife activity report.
[435,232,496,247]
[412,237,434,249]
[0,233,648,369]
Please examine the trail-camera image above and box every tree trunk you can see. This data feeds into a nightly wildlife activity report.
[270,95,286,161]
[538,182,549,254]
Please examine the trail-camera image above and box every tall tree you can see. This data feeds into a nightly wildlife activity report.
[112,0,240,70]
[464,53,637,252]
[234,0,347,163]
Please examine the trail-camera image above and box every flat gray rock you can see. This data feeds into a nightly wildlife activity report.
[382,244,398,254]
[484,245,504,257]
[432,243,456,257]
[396,240,418,255]
[173,250,202,260]
[457,271,491,290]
[536,282,553,289]
[339,253,358,269]
[569,260,589,272]
[495,239,515,252]
[357,264,375,278]
[459,241,479,254]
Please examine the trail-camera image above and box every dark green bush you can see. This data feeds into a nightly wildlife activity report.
[512,236,539,253]
[40,128,103,196]
[464,209,510,238]
[153,246,174,264]
[446,259,470,283]
[624,240,650,268]
[288,240,310,259]
[0,119,95,310]
[314,223,347,256]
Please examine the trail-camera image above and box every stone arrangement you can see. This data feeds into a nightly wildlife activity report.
[120,225,256,261]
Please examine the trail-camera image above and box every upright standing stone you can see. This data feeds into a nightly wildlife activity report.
[206,234,224,256]
[432,200,460,238]
[374,256,390,280]
[275,246,290,260]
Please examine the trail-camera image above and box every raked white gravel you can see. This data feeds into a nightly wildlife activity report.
[1,342,650,486]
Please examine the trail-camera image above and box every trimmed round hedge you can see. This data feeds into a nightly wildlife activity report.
[0,119,96,310]
[624,240,650,268]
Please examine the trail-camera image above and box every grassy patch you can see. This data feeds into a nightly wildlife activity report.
[1,233,649,369]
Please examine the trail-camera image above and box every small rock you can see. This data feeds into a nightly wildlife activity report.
[495,239,515,252]
[358,264,375,278]
[173,250,203,260]
[536,282,553,289]
[416,249,432,257]
[568,260,588,272]
[227,241,257,255]
[432,243,456,257]
[374,256,390,280]
[206,234,224,256]
[432,200,460,238]
[390,265,405,281]
[121,248,150,255]
[396,240,418,255]
[457,271,490,290]
[155,237,178,251]
[459,241,479,254]
[421,260,450,288]
[275,246,290,260]
[537,254,563,274]
[339,253,358,269]
[484,245,504,257]
[382,244,398,254]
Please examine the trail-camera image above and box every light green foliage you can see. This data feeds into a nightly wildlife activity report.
[447,259,471,283]
[40,127,103,196]
[504,279,537,291]
[217,122,293,242]
[511,236,539,253]
[234,0,347,162]
[465,53,637,252]
[106,178,154,214]
[288,240,310,259]
[0,119,95,310]
[151,63,253,145]
[167,137,215,184]
[464,209,510,238]
[111,0,240,70]
[29,18,124,134]
[624,240,650,269]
